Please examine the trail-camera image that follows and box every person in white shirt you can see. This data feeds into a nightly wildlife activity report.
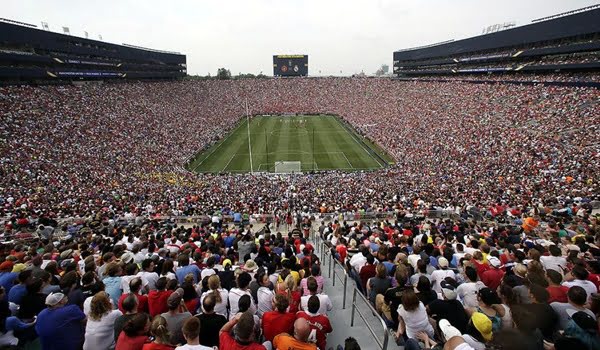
[457,266,484,308]
[256,272,274,317]
[138,258,159,291]
[430,257,456,293]
[83,292,122,350]
[540,245,567,274]
[176,316,213,350]
[121,263,148,294]
[200,257,217,281]
[228,272,256,319]
[300,277,332,315]
[395,290,434,343]
[200,275,229,317]
[349,246,368,274]
[562,265,598,301]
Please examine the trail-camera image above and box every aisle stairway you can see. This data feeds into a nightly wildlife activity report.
[311,234,401,350]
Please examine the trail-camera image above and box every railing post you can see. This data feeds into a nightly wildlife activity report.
[350,288,357,326]
[342,272,347,309]
[328,252,332,278]
[332,262,336,287]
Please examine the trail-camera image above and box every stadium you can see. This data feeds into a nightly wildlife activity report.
[0,2,599,350]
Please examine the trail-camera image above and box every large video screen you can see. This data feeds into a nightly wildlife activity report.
[273,55,308,76]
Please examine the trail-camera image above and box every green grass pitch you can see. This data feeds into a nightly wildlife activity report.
[186,115,393,173]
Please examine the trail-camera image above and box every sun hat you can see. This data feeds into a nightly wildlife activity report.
[471,312,493,342]
[243,259,258,272]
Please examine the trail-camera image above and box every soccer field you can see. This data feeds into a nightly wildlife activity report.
[187,115,392,173]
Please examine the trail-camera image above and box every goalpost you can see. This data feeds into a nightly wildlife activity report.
[274,161,302,174]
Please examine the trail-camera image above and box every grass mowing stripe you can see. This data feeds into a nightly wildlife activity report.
[189,115,392,173]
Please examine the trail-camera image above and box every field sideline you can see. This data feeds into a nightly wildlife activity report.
[186,115,392,173]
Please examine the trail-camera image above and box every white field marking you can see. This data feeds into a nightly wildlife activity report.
[193,120,246,172]
[342,152,354,169]
[222,154,237,172]
[343,124,383,167]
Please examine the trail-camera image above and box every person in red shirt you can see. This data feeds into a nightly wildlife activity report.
[480,257,504,291]
[359,254,377,292]
[118,278,148,314]
[262,294,295,342]
[336,240,348,263]
[219,312,266,350]
[147,277,173,317]
[296,296,333,350]
[471,251,490,279]
[116,313,151,350]
[546,270,569,303]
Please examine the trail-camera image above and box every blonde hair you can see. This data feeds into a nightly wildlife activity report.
[208,275,222,303]
[89,292,112,321]
[285,274,296,301]
[150,315,171,344]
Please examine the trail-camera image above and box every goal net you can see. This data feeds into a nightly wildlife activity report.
[274,161,302,174]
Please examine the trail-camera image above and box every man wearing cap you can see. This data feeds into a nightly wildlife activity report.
[161,287,193,345]
[35,292,86,350]
[551,285,596,330]
[480,256,504,291]
[430,257,456,294]
[427,279,469,333]
[562,310,600,350]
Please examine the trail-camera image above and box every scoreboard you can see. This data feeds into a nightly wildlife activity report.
[273,55,308,77]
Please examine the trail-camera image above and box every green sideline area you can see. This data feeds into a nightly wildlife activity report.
[186,115,394,173]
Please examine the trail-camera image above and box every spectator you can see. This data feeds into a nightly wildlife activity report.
[35,292,86,350]
[195,294,227,348]
[219,312,266,350]
[262,294,295,343]
[161,288,192,345]
[143,315,175,350]
[83,291,122,350]
[300,277,332,315]
[273,318,316,350]
[296,295,333,350]
[114,293,139,341]
[394,290,434,346]
[200,275,229,318]
[148,277,174,317]
[176,316,212,350]
[229,272,256,318]
[116,313,151,350]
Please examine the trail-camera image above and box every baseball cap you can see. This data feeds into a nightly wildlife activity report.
[488,256,501,268]
[439,319,462,341]
[167,288,184,309]
[438,257,449,268]
[566,310,597,332]
[45,292,66,306]
[471,312,493,341]
[120,252,134,264]
[440,280,458,300]
[222,259,232,268]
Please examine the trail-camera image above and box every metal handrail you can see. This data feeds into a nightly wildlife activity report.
[350,288,389,350]
[331,257,348,309]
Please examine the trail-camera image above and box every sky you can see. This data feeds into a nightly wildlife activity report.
[2,0,599,76]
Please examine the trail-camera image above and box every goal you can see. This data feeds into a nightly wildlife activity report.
[274,161,302,174]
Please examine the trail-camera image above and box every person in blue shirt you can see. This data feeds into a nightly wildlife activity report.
[101,263,123,306]
[8,270,32,305]
[0,261,18,299]
[175,254,201,284]
[35,292,86,350]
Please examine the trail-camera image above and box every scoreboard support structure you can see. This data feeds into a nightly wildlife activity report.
[273,55,308,77]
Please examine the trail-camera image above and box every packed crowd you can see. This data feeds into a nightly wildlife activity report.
[0,220,338,350]
[0,76,598,349]
[321,213,600,350]
[0,77,598,228]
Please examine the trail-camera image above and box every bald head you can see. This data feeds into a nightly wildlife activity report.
[294,318,311,342]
